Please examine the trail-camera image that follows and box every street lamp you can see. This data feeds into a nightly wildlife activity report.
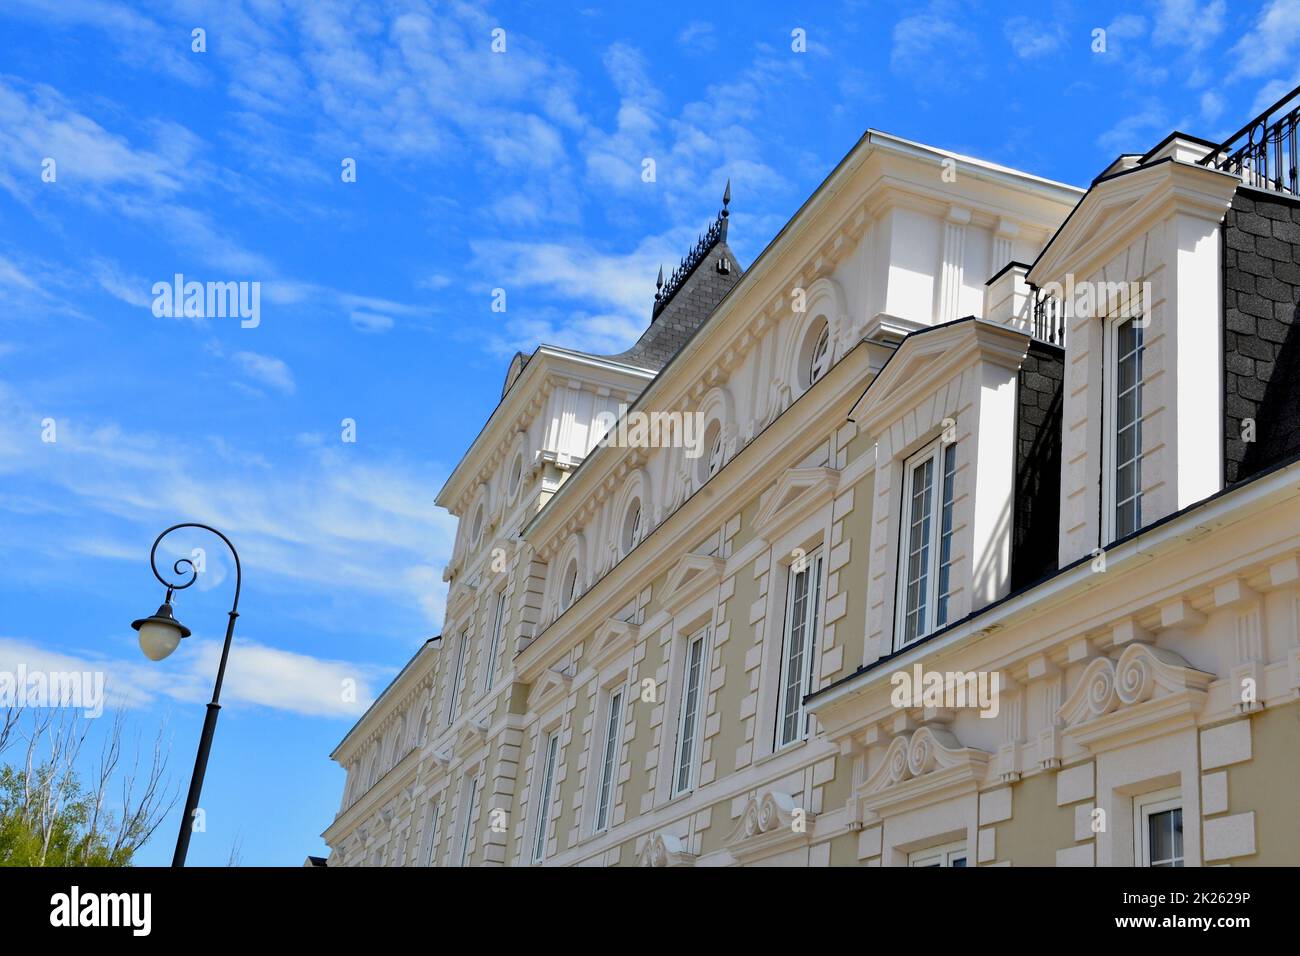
[130,522,242,868]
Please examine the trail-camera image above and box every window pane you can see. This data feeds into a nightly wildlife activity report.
[1148,807,1183,867]
[675,634,706,793]
[1113,319,1144,539]
[936,443,957,627]
[904,457,934,642]
[596,690,622,831]
[532,735,558,862]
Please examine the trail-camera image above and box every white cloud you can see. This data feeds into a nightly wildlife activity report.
[892,9,982,87]
[231,350,296,394]
[0,381,455,630]
[1004,16,1065,59]
[1096,102,1170,153]
[1229,0,1300,81]
[0,635,388,718]
[1152,0,1226,53]
[677,21,717,53]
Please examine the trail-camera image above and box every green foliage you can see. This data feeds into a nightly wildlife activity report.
[0,765,134,867]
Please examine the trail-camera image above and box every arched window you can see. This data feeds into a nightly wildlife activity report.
[507,452,523,499]
[621,500,643,555]
[808,323,831,385]
[470,503,484,545]
[561,559,579,610]
[701,423,724,483]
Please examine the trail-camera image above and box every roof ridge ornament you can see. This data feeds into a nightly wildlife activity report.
[652,180,732,319]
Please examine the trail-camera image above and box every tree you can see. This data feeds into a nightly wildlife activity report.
[0,708,176,866]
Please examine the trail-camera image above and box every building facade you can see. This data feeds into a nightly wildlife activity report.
[322,95,1300,867]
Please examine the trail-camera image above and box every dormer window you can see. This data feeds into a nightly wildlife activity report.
[897,438,958,647]
[1107,316,1145,541]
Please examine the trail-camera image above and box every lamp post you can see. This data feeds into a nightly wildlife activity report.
[131,522,241,868]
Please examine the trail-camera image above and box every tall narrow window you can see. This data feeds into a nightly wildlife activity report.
[897,439,959,648]
[594,687,624,833]
[421,801,442,867]
[447,629,469,726]
[531,733,560,863]
[1136,791,1183,867]
[777,549,824,748]
[1112,317,1144,539]
[673,627,709,796]
[935,443,958,626]
[484,591,506,693]
[456,777,479,867]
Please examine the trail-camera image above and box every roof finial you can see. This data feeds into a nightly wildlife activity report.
[722,178,731,218]
[655,264,664,300]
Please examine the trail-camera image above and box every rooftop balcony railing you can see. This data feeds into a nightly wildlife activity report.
[1201,83,1300,195]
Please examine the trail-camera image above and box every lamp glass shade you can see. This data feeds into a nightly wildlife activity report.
[131,600,191,661]
[137,620,183,661]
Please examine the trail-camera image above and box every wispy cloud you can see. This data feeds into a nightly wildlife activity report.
[0,635,388,718]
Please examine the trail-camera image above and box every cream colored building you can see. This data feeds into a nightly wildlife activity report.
[322,105,1300,866]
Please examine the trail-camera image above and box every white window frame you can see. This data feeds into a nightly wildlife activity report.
[446,628,469,726]
[1134,789,1183,867]
[1103,313,1145,543]
[776,548,824,749]
[908,841,968,867]
[455,776,479,867]
[704,426,724,481]
[531,731,560,864]
[593,685,625,834]
[483,590,507,693]
[421,800,442,867]
[672,626,710,797]
[895,438,959,649]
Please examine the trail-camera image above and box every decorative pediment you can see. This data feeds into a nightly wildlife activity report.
[661,552,725,617]
[724,790,815,864]
[589,617,640,673]
[850,319,1029,433]
[637,832,697,867]
[858,725,990,819]
[1056,643,1212,751]
[752,466,841,541]
[526,663,575,712]
[1028,159,1237,288]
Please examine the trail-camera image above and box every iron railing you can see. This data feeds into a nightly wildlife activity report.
[1031,287,1066,347]
[1201,83,1300,195]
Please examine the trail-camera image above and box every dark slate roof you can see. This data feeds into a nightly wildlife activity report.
[601,185,744,371]
[604,237,743,371]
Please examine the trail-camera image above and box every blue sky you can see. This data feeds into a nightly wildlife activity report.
[0,0,1295,866]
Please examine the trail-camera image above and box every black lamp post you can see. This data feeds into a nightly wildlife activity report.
[131,522,241,868]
